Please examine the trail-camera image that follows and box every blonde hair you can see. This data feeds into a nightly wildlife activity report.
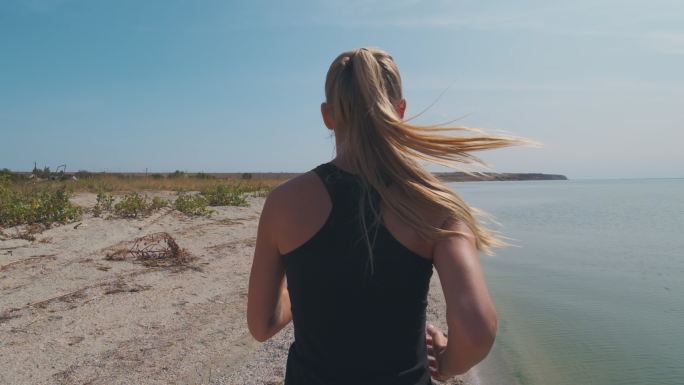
[324,47,532,271]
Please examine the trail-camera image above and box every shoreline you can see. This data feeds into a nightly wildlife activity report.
[426,275,519,385]
[468,343,520,385]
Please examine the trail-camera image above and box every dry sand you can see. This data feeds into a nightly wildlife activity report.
[1,192,482,385]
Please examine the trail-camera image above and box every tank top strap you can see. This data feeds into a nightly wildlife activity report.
[313,161,358,203]
[313,162,386,230]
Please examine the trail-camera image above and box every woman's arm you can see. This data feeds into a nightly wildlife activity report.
[429,218,498,378]
[246,191,293,342]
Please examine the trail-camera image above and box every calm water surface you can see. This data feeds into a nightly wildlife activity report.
[447,179,684,385]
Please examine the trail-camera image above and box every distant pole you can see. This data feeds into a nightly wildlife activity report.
[145,168,148,178]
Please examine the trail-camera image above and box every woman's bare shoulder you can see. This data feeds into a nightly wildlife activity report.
[266,171,321,205]
[260,170,327,226]
[260,171,330,254]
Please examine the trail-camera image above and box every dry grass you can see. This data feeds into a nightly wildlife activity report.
[8,174,281,194]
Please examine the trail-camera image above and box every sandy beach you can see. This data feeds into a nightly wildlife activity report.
[1,192,495,385]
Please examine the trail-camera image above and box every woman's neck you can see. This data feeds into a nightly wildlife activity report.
[331,155,356,175]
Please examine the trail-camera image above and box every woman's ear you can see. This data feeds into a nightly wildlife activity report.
[321,102,334,130]
[396,98,407,119]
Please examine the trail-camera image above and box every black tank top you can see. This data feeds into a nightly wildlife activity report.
[282,161,435,385]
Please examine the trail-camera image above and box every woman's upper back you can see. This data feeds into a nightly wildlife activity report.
[277,161,437,385]
[275,161,442,260]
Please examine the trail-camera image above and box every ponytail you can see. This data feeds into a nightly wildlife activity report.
[324,47,532,273]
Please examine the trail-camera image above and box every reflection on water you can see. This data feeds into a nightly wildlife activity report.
[449,179,684,385]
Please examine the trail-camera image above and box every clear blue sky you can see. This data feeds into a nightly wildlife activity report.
[1,0,682,178]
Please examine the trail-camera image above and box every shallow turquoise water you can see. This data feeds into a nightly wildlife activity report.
[448,179,684,385]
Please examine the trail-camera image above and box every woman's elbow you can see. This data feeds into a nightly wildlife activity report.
[446,335,497,377]
[247,313,271,342]
[444,311,498,376]
[251,333,270,343]
[248,322,272,342]
[469,310,498,362]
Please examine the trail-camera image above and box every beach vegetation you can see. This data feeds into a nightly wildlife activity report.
[150,196,170,210]
[92,192,115,217]
[174,193,214,216]
[94,193,170,219]
[201,185,248,207]
[0,167,278,225]
[0,184,81,227]
[113,193,151,218]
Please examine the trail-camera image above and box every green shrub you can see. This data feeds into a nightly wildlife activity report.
[92,192,115,217]
[92,193,169,219]
[201,185,248,207]
[0,185,81,227]
[39,189,80,223]
[174,193,213,216]
[150,196,170,210]
[0,185,21,226]
[113,193,150,218]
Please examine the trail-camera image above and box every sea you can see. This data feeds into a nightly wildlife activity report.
[445,179,684,385]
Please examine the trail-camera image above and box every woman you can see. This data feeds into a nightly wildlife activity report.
[247,47,527,384]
